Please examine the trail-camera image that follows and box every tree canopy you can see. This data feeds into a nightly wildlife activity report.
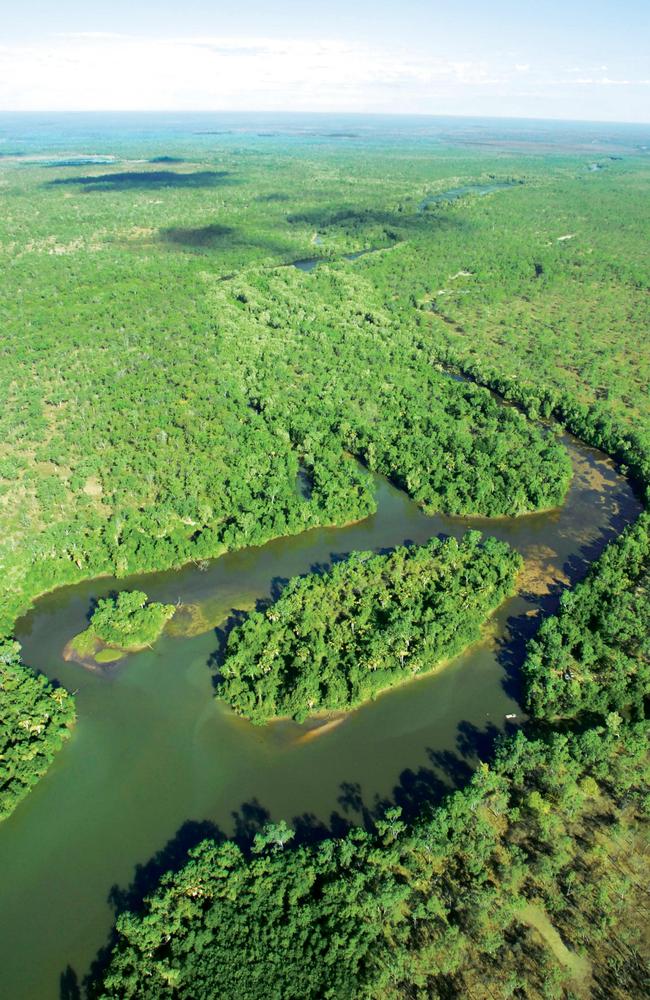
[0,639,75,821]
[98,721,650,1000]
[88,590,176,649]
[219,532,521,723]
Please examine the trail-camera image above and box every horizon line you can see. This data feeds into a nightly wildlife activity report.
[0,108,649,127]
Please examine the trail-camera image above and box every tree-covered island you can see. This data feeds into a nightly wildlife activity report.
[66,590,176,667]
[219,531,522,723]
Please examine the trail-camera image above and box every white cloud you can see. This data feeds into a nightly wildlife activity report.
[0,33,538,112]
[0,35,427,110]
[0,33,647,118]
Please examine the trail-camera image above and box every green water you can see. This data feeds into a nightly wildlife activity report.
[0,436,640,999]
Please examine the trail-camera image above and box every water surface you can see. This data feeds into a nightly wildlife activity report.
[0,436,640,999]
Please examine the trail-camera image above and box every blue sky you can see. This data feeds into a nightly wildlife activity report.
[2,0,649,120]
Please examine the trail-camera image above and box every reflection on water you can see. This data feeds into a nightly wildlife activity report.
[0,435,641,1000]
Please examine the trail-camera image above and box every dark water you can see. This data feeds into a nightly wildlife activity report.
[0,435,641,999]
[292,248,381,272]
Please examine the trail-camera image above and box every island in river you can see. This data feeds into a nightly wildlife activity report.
[64,590,175,670]
[218,531,522,723]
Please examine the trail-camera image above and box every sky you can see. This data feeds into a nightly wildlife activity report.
[1,0,649,121]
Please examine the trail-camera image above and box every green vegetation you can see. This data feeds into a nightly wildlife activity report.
[0,152,588,638]
[0,639,75,821]
[220,532,521,723]
[0,128,648,988]
[0,144,583,820]
[95,648,128,664]
[207,265,572,519]
[63,143,647,997]
[88,590,175,649]
[524,512,650,721]
[99,720,649,1000]
[68,590,176,659]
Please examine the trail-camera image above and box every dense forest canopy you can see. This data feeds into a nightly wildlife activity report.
[99,721,649,1000]
[0,126,648,997]
[1,150,606,637]
[524,512,650,721]
[87,590,175,648]
[0,638,75,821]
[220,532,521,722]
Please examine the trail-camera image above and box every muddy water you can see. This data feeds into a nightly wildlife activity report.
[0,435,641,999]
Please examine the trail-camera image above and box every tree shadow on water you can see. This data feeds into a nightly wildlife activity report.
[456,720,511,761]
[384,718,518,824]
[207,608,249,685]
[337,780,376,830]
[231,799,271,844]
[82,819,224,998]
[390,765,451,822]
[59,966,81,1000]
[497,516,633,701]
[269,575,290,602]
[107,819,224,918]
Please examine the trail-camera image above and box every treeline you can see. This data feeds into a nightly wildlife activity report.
[97,720,649,1000]
[524,512,650,721]
[429,347,650,502]
[219,532,522,723]
[0,639,75,821]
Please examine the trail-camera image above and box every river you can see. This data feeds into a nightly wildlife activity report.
[0,434,641,999]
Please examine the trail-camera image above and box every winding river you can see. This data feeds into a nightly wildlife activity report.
[0,434,641,999]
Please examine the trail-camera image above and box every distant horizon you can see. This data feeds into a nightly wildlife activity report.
[1,109,648,128]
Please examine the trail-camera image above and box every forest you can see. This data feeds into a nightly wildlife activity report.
[98,721,649,1000]
[0,638,75,821]
[524,512,650,722]
[0,125,648,998]
[220,532,521,722]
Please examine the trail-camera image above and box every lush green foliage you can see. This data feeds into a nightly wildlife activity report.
[83,144,650,998]
[0,639,75,821]
[220,532,521,722]
[0,152,589,636]
[98,720,649,1000]
[207,264,572,520]
[0,147,581,820]
[83,590,175,650]
[1,133,649,986]
[524,513,650,721]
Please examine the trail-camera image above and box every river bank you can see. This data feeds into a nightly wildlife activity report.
[0,433,640,999]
